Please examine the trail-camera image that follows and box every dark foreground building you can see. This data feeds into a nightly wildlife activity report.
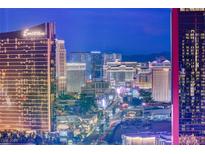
[172,8,205,144]
[0,23,56,132]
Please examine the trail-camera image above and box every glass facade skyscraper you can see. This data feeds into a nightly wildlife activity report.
[91,51,103,81]
[0,23,56,132]
[172,8,205,144]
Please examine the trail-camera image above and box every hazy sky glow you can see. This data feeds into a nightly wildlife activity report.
[0,8,171,55]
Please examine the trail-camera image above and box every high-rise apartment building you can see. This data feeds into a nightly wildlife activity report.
[150,60,171,103]
[172,8,205,144]
[56,39,66,95]
[0,23,56,132]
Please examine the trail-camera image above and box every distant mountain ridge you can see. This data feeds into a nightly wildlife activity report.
[122,52,171,62]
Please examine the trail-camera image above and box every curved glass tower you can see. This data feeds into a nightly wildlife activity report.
[0,23,56,132]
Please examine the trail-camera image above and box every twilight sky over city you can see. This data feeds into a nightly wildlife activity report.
[0,8,170,55]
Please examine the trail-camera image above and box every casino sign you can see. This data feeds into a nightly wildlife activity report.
[23,29,46,37]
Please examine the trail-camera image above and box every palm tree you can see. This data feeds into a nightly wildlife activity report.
[139,89,154,103]
[78,93,97,115]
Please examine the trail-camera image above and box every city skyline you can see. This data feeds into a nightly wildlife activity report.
[0,20,172,145]
[0,9,171,56]
[3,8,204,145]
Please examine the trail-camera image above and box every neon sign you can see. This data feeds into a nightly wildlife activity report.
[23,29,46,37]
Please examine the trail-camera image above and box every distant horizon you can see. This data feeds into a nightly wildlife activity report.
[67,51,171,62]
[68,50,170,54]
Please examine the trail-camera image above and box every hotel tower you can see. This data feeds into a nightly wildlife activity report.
[0,23,56,132]
[56,39,66,95]
[172,8,205,144]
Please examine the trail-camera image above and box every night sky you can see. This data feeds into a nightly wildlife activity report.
[0,8,171,55]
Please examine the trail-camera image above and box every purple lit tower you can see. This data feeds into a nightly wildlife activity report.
[172,8,205,145]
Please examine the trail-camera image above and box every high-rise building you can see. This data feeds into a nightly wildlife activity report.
[172,8,205,144]
[103,61,138,86]
[69,52,92,80]
[150,60,171,102]
[66,63,86,93]
[0,23,56,132]
[56,39,66,95]
[91,51,103,81]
